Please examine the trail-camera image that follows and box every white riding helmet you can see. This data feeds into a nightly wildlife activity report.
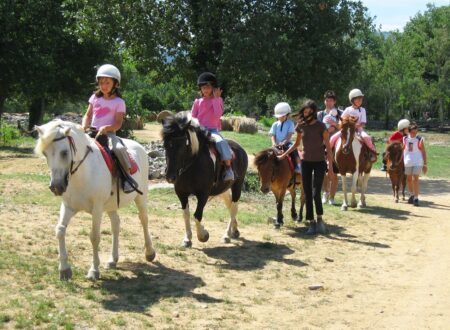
[397,119,410,131]
[349,88,364,102]
[96,64,121,84]
[274,102,292,118]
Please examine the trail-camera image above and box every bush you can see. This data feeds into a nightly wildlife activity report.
[258,116,276,128]
[243,171,260,192]
[0,123,21,145]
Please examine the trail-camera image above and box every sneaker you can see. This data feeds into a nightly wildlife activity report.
[322,192,329,204]
[123,180,135,194]
[408,195,414,204]
[380,164,387,171]
[328,198,337,206]
[413,198,419,207]
[306,221,317,235]
[294,164,302,174]
[223,167,235,182]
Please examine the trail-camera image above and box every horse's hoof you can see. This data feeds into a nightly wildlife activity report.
[295,217,303,223]
[59,267,72,281]
[230,229,240,239]
[146,250,156,262]
[341,205,348,211]
[222,236,231,243]
[351,203,357,208]
[182,240,192,248]
[357,201,366,209]
[86,269,100,281]
[105,261,117,269]
[198,230,209,243]
[394,199,399,203]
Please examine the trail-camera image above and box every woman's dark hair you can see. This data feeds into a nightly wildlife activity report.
[94,78,122,98]
[324,90,336,100]
[297,99,318,123]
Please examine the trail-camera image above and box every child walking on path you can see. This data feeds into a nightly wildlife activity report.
[330,89,377,162]
[403,122,427,206]
[278,99,334,235]
[82,64,136,193]
[269,102,302,174]
[191,72,234,181]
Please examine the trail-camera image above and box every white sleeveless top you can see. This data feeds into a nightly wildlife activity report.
[403,135,424,167]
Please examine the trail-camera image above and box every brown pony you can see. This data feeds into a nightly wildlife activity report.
[254,147,305,228]
[384,141,406,202]
[334,117,373,210]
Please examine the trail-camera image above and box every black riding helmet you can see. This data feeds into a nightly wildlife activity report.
[197,72,218,87]
[324,90,336,100]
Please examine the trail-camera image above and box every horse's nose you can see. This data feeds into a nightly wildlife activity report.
[49,184,64,196]
[260,187,270,194]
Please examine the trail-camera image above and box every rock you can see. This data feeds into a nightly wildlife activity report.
[325,257,334,262]
[173,311,180,318]
[148,150,164,158]
[308,284,324,290]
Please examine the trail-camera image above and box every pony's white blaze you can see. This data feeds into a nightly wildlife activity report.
[35,120,155,280]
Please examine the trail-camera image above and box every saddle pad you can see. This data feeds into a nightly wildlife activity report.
[94,140,139,174]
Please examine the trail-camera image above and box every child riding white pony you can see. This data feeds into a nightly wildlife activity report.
[35,120,155,280]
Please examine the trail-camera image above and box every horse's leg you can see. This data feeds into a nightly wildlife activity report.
[220,190,239,243]
[341,175,348,211]
[178,194,193,248]
[350,173,358,208]
[106,211,120,269]
[87,206,103,280]
[135,194,156,262]
[56,203,77,280]
[193,194,209,243]
[358,173,370,208]
[288,185,298,221]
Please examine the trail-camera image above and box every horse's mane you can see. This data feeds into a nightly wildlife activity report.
[384,141,403,161]
[341,116,358,126]
[254,147,278,167]
[161,111,213,155]
[35,120,86,156]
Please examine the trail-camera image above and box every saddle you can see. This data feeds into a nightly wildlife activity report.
[274,146,300,186]
[87,129,141,195]
[208,145,236,185]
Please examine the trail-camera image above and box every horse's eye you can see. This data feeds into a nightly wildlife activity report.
[61,150,68,159]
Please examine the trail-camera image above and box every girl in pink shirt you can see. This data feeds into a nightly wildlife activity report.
[82,64,136,193]
[191,72,234,181]
[329,89,377,162]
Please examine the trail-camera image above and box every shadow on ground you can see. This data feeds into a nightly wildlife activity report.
[202,238,308,270]
[359,174,450,196]
[287,223,391,249]
[100,261,222,312]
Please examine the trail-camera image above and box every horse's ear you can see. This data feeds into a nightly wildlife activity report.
[34,125,44,137]
[63,127,71,136]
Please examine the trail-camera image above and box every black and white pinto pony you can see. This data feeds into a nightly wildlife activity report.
[35,120,155,280]
[162,111,248,247]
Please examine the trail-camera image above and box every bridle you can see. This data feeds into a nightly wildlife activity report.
[167,134,196,178]
[52,133,93,177]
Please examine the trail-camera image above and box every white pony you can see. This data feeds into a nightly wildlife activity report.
[35,120,155,280]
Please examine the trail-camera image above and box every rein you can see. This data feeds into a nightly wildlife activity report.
[52,134,93,176]
[170,134,196,178]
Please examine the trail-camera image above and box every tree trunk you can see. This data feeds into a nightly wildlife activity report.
[28,98,46,131]
[438,97,444,132]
